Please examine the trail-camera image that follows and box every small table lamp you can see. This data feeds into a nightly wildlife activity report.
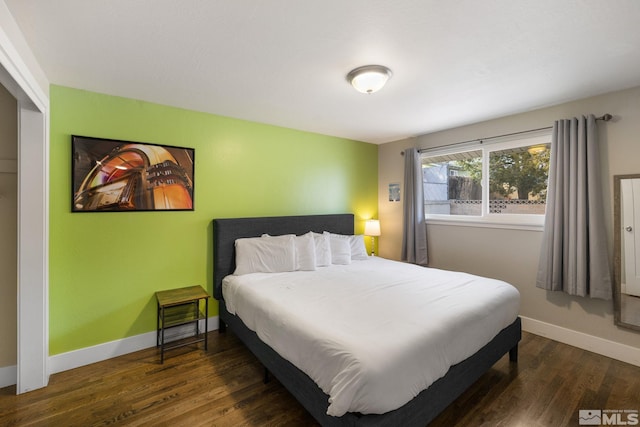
[364,219,381,256]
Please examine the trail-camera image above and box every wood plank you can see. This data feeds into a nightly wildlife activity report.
[0,331,638,426]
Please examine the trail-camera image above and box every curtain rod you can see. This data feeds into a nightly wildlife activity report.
[402,113,613,155]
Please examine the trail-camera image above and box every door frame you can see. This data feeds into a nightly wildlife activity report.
[0,17,50,393]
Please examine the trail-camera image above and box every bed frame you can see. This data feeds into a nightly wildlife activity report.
[213,213,521,427]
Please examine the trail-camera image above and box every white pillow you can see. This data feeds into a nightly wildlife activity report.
[329,235,351,265]
[312,231,331,267]
[234,235,296,275]
[348,235,369,260]
[261,233,316,271]
[330,233,369,260]
[295,232,317,271]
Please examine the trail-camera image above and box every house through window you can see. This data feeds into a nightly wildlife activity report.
[421,132,551,228]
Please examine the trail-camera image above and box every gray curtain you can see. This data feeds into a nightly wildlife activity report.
[402,147,428,265]
[536,115,612,299]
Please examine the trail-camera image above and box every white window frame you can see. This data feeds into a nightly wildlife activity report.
[422,130,552,231]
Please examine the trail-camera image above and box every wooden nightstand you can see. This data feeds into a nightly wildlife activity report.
[156,285,210,363]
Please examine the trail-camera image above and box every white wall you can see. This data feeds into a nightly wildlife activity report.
[0,1,48,100]
[379,86,640,354]
[0,81,16,369]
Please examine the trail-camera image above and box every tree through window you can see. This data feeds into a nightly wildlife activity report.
[422,133,551,221]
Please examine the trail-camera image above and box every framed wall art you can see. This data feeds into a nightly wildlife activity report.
[389,182,400,202]
[71,135,195,212]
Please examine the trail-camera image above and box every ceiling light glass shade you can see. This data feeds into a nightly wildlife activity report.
[347,65,392,94]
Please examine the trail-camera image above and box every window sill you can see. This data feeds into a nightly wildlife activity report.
[426,216,544,232]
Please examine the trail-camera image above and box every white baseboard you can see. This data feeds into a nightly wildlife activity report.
[49,316,219,375]
[0,364,17,388]
[520,316,640,367]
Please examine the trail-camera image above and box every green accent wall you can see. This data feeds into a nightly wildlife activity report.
[49,85,378,355]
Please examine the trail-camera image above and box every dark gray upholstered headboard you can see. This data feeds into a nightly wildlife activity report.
[212,213,354,300]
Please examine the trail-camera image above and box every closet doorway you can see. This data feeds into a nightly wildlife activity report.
[0,82,17,389]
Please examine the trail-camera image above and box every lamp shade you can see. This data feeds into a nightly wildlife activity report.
[347,65,392,94]
[364,219,381,236]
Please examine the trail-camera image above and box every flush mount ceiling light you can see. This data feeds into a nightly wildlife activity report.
[346,65,392,94]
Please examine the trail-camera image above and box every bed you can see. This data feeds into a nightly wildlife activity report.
[213,213,521,426]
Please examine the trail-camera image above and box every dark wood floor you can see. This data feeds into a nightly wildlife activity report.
[1,330,639,426]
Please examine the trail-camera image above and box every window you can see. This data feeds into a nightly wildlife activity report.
[421,132,551,229]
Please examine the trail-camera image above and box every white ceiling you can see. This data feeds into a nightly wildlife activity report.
[5,0,640,144]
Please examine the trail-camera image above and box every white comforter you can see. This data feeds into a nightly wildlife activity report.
[222,257,520,417]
